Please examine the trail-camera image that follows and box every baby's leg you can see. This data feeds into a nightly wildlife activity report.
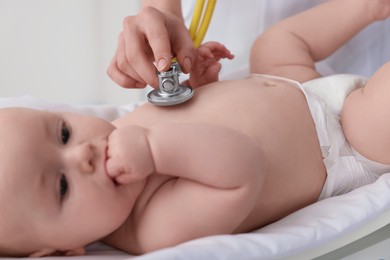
[248,27,320,82]
[249,0,384,83]
[342,61,390,164]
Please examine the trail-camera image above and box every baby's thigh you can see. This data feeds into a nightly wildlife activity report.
[342,62,390,162]
[248,34,270,75]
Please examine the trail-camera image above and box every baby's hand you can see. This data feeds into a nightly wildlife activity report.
[106,126,154,185]
[186,41,234,88]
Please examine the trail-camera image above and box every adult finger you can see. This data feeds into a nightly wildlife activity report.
[114,32,146,82]
[172,25,197,73]
[107,56,146,89]
[140,7,173,72]
[122,25,159,87]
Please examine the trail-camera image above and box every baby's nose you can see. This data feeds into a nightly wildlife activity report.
[66,142,95,174]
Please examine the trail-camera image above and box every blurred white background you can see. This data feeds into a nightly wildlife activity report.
[0,0,143,105]
[1,0,389,106]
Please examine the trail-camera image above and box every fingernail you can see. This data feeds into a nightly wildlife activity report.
[184,57,192,72]
[157,58,167,71]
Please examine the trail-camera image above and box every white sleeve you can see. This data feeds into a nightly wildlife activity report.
[182,0,390,78]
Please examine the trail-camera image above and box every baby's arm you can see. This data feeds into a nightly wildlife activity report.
[109,123,265,253]
[139,124,265,252]
[250,0,390,82]
[148,124,263,189]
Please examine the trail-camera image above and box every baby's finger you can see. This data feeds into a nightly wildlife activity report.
[197,46,214,59]
[201,42,234,60]
[200,41,226,51]
[116,173,136,185]
[206,62,222,78]
[212,50,235,61]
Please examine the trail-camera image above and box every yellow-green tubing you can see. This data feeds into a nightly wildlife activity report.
[172,0,216,62]
[189,0,205,40]
[193,0,216,47]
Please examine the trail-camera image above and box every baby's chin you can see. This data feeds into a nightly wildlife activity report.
[117,177,148,202]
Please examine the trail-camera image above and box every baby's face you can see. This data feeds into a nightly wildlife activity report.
[0,108,141,255]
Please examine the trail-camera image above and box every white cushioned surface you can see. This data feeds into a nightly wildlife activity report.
[1,75,390,259]
[2,0,390,257]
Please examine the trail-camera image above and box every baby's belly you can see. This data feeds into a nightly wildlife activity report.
[116,76,327,226]
[116,77,313,132]
[118,77,321,155]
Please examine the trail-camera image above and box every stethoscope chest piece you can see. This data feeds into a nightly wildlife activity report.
[147,62,194,106]
[147,0,216,106]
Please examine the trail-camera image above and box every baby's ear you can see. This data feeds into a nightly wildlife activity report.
[28,248,57,257]
[63,247,86,256]
[28,247,86,257]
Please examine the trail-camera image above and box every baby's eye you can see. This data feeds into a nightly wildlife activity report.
[59,174,68,199]
[61,122,70,144]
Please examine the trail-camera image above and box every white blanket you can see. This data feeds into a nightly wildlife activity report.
[2,0,390,258]
[1,75,390,259]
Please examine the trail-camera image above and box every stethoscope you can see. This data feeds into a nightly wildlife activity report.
[147,0,216,106]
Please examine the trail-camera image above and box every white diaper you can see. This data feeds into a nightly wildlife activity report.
[250,74,390,201]
[301,75,390,200]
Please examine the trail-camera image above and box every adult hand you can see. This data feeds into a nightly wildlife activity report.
[107,6,196,89]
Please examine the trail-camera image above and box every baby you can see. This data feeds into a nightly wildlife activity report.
[1,0,390,257]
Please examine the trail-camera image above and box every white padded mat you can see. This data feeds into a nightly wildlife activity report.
[2,0,390,258]
[1,75,390,259]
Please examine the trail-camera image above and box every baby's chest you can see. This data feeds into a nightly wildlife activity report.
[134,174,176,211]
